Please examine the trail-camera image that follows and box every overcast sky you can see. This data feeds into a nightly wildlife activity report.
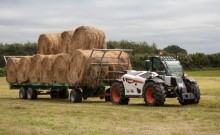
[0,0,219,54]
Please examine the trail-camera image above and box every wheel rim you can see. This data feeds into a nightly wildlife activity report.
[112,88,120,102]
[146,87,155,103]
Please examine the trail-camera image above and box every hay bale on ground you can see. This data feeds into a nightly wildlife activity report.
[68,26,107,53]
[17,56,32,83]
[38,33,62,55]
[28,54,45,83]
[53,53,72,83]
[6,58,20,83]
[61,30,74,53]
[40,55,57,83]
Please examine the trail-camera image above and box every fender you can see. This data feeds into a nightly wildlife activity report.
[184,77,197,84]
[146,77,164,84]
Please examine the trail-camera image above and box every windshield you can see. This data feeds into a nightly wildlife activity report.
[165,61,183,77]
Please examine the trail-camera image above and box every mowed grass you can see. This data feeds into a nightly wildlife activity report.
[186,69,220,77]
[0,72,220,135]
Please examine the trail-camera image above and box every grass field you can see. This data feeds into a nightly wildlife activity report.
[0,71,220,135]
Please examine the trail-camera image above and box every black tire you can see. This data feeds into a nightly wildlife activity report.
[187,83,201,104]
[143,82,166,106]
[19,87,27,99]
[59,88,69,99]
[181,81,201,105]
[70,89,82,103]
[105,88,111,102]
[110,82,129,105]
[192,84,200,104]
[27,87,37,100]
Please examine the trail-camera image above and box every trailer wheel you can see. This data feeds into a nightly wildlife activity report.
[105,88,111,102]
[27,87,37,100]
[19,87,27,99]
[70,89,82,103]
[143,82,165,106]
[110,82,129,105]
[59,88,69,99]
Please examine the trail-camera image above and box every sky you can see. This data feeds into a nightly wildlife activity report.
[0,0,219,54]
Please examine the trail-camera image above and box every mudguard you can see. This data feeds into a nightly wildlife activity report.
[185,77,197,84]
[146,77,164,84]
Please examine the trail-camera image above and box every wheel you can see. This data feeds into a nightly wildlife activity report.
[143,82,166,106]
[185,81,201,104]
[110,82,129,105]
[19,87,27,99]
[192,84,200,104]
[59,88,69,99]
[70,89,82,103]
[104,88,111,102]
[27,87,37,100]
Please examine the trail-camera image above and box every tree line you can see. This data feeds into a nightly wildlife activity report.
[0,41,219,76]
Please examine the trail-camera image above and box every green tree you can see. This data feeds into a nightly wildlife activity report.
[163,45,187,55]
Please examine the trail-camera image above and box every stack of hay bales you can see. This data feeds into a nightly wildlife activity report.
[6,25,132,88]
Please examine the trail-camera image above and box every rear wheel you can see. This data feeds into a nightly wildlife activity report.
[70,89,82,103]
[110,82,129,105]
[143,82,165,106]
[27,87,37,100]
[19,87,27,99]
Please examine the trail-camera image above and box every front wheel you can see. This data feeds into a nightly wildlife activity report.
[143,82,166,106]
[110,82,129,105]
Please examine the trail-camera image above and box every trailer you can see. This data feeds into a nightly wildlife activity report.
[5,49,133,103]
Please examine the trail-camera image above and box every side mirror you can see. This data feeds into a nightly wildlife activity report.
[145,60,150,71]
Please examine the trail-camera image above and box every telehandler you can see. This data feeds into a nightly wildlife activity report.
[110,55,200,106]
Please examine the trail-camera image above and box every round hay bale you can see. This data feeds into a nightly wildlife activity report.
[29,54,45,83]
[17,56,32,83]
[53,53,72,83]
[67,50,131,88]
[38,33,62,55]
[61,30,74,53]
[6,58,20,83]
[68,26,107,53]
[40,55,57,83]
[67,49,104,86]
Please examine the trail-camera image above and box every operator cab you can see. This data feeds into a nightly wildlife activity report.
[145,56,184,77]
